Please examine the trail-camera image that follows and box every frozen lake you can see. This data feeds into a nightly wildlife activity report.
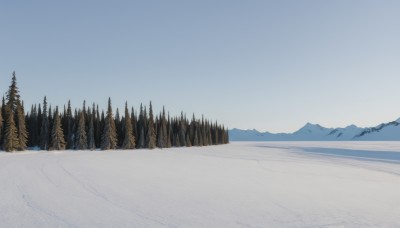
[1,142,400,227]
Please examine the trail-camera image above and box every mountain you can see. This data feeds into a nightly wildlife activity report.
[229,118,400,141]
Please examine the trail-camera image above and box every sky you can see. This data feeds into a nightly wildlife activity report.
[1,0,400,133]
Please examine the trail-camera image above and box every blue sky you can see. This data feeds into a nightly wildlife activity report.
[1,0,399,133]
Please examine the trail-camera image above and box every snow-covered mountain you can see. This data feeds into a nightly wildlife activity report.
[230,118,400,141]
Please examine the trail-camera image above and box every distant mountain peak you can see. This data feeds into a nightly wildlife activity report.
[229,117,400,141]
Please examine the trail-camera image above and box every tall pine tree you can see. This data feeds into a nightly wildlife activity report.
[16,101,28,150]
[88,109,96,150]
[101,98,118,150]
[50,107,66,150]
[75,111,88,150]
[39,96,50,150]
[3,106,19,152]
[122,102,135,149]
[146,102,156,149]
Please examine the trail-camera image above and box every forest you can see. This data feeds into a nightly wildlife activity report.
[0,72,229,152]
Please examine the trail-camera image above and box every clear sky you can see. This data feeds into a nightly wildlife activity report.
[1,0,399,133]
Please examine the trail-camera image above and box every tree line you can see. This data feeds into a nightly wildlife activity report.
[0,72,229,152]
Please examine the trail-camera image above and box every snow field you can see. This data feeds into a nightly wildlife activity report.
[1,142,400,227]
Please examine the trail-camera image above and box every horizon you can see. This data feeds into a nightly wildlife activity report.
[232,116,400,134]
[1,1,399,132]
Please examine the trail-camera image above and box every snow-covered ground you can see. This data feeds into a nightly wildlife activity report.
[1,142,400,227]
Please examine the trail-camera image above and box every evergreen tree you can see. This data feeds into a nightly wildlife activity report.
[95,104,101,148]
[178,113,186,147]
[3,106,19,152]
[88,109,96,150]
[75,111,88,150]
[39,96,50,150]
[136,104,145,149]
[28,105,38,147]
[101,98,118,150]
[146,102,156,149]
[131,107,137,142]
[50,107,66,150]
[66,100,74,149]
[122,102,135,149]
[16,101,28,150]
[6,72,20,113]
[3,72,27,151]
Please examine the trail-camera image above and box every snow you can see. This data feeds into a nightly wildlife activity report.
[1,142,400,227]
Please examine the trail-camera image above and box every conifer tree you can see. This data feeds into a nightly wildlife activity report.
[146,102,156,149]
[16,101,28,150]
[66,100,74,149]
[115,108,123,147]
[3,106,19,152]
[122,102,135,149]
[3,72,27,151]
[75,111,88,150]
[101,98,118,150]
[39,96,50,150]
[178,113,186,147]
[50,107,66,150]
[6,72,20,113]
[131,107,137,141]
[1,97,5,123]
[28,105,38,147]
[136,104,145,148]
[95,105,101,148]
[185,131,192,147]
[88,109,96,150]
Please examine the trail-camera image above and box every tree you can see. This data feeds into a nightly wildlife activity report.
[65,100,74,149]
[3,106,19,152]
[88,109,96,150]
[4,72,27,151]
[6,72,20,113]
[75,111,88,150]
[28,105,38,147]
[146,102,156,149]
[39,96,50,150]
[122,102,135,149]
[50,107,66,150]
[136,104,145,149]
[16,101,28,150]
[101,98,118,150]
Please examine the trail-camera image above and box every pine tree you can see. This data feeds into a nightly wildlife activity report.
[6,72,20,113]
[178,113,186,147]
[146,102,156,149]
[95,105,101,148]
[28,105,38,147]
[3,72,26,151]
[16,101,28,150]
[131,107,137,142]
[88,109,96,150]
[3,105,19,152]
[122,102,135,149]
[136,104,145,149]
[66,100,74,149]
[101,98,118,150]
[75,111,88,150]
[39,96,50,150]
[50,107,66,150]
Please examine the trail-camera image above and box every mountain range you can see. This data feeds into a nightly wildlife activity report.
[229,117,400,141]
